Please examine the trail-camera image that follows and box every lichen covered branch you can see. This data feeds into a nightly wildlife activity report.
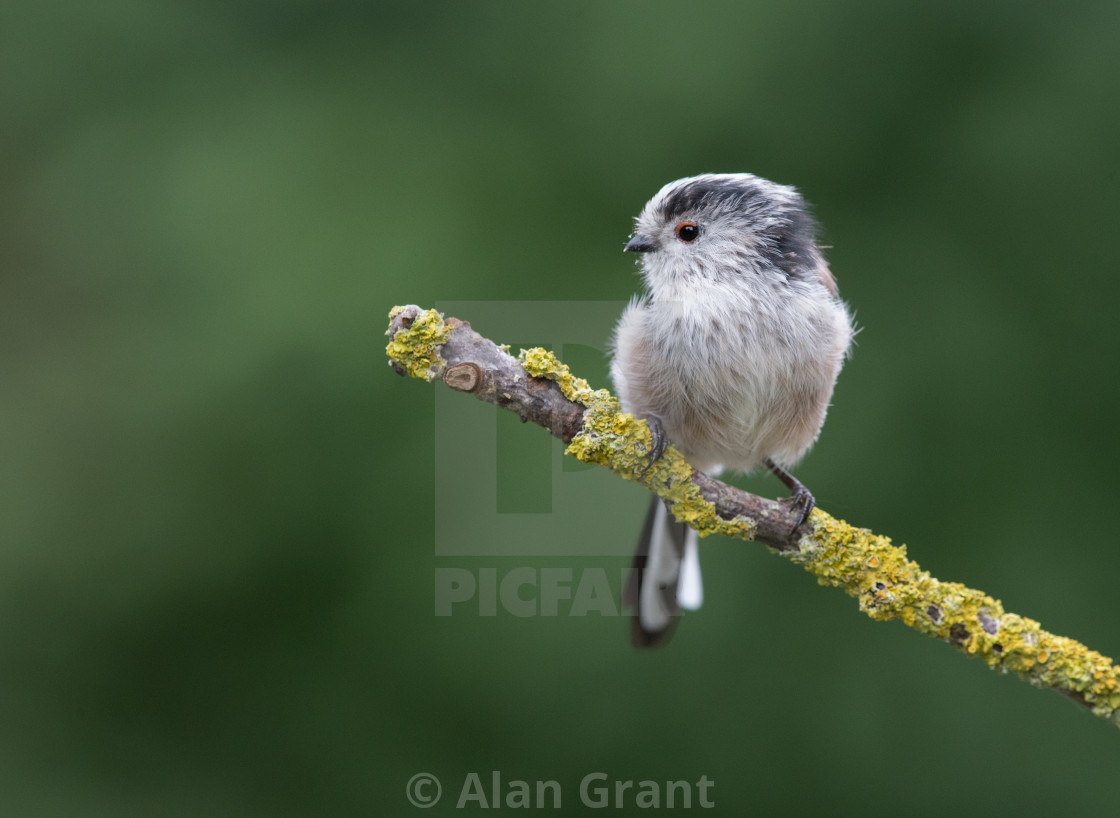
[386,304,1120,729]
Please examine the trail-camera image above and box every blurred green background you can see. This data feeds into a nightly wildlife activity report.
[4,1,1120,814]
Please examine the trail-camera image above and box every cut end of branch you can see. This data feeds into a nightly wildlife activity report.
[443,362,482,393]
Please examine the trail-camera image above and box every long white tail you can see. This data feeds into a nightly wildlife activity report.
[624,498,703,647]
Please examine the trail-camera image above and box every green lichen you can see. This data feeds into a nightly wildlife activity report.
[516,347,756,541]
[795,513,1120,725]
[385,306,452,381]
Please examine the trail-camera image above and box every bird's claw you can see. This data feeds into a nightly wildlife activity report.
[638,416,668,479]
[787,486,815,531]
[765,457,815,533]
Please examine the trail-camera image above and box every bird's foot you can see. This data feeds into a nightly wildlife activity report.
[786,485,815,530]
[765,458,815,532]
[639,416,668,479]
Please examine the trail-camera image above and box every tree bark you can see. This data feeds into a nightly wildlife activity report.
[386,304,1120,730]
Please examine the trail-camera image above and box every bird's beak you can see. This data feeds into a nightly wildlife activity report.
[624,234,657,253]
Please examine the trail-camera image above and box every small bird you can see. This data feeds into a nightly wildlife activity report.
[611,173,854,647]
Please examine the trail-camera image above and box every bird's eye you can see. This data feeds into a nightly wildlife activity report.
[675,221,699,242]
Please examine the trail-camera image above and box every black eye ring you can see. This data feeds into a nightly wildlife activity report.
[675,221,699,243]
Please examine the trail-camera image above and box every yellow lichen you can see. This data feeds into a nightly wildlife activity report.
[517,346,756,542]
[517,347,595,403]
[385,307,452,381]
[383,308,1120,729]
[794,511,1120,726]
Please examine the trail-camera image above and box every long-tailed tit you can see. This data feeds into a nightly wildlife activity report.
[611,173,854,646]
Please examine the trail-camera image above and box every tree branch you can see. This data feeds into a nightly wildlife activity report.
[386,304,1120,729]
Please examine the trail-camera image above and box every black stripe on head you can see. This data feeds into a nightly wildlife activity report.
[764,205,820,282]
[658,177,766,223]
[660,176,821,281]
